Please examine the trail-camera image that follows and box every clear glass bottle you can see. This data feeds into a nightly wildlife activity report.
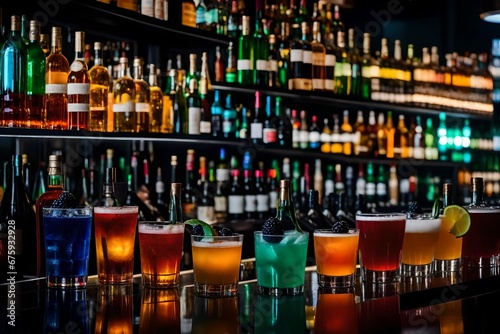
[45,26,69,130]
[133,57,150,133]
[148,63,163,133]
[67,31,90,131]
[89,41,111,132]
[113,57,136,132]
[25,20,45,129]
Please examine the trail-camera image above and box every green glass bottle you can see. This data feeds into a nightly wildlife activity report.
[253,0,268,87]
[237,15,253,85]
[185,77,201,135]
[437,112,448,161]
[169,183,184,224]
[276,179,303,232]
[0,15,27,127]
[334,30,349,96]
[361,32,371,100]
[25,20,45,129]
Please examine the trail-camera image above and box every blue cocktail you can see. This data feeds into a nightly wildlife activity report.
[43,207,92,288]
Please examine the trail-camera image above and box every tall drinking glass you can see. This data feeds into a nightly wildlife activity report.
[401,216,441,277]
[43,207,93,288]
[356,213,406,283]
[433,213,463,272]
[461,206,500,268]
[138,221,185,288]
[94,206,139,284]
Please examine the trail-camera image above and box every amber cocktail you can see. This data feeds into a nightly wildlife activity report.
[191,234,243,297]
[433,214,463,272]
[139,222,184,288]
[94,206,138,284]
[313,229,359,287]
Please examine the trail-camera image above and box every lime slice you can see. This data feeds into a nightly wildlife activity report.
[444,205,471,238]
[184,219,217,236]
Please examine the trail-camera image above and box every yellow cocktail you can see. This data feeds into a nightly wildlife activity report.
[191,234,243,297]
[313,229,359,287]
[433,214,463,271]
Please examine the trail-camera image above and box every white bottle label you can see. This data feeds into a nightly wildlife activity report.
[216,169,230,182]
[245,194,257,212]
[325,54,336,67]
[67,83,90,95]
[46,84,67,94]
[113,101,134,112]
[200,121,211,134]
[268,60,278,72]
[320,132,331,143]
[214,196,227,212]
[188,107,201,134]
[141,0,154,16]
[250,123,263,139]
[68,103,90,112]
[197,206,215,224]
[302,50,312,64]
[228,195,244,214]
[256,59,268,71]
[300,130,309,144]
[342,63,352,76]
[269,190,278,209]
[366,182,376,196]
[136,102,150,113]
[309,131,320,144]
[237,59,251,71]
[290,49,303,63]
[256,194,270,212]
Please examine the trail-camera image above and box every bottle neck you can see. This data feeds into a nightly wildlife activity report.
[471,190,485,206]
[48,174,63,188]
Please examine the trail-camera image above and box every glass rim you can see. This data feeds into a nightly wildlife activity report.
[313,228,359,235]
[93,205,139,213]
[254,230,309,236]
[191,233,243,240]
[43,206,92,210]
[138,220,178,224]
[355,212,406,217]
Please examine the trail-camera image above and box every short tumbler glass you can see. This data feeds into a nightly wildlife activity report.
[254,230,309,296]
[43,207,93,288]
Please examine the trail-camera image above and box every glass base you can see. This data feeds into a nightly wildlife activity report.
[257,285,304,296]
[47,275,87,288]
[433,258,461,272]
[318,273,356,288]
[461,255,500,268]
[194,282,238,297]
[361,268,400,284]
[401,263,433,277]
[142,273,179,288]
[98,273,133,285]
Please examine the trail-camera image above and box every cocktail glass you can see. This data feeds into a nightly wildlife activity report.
[461,206,500,268]
[433,213,463,272]
[254,230,309,296]
[42,206,93,288]
[94,206,139,284]
[356,213,406,283]
[138,221,185,288]
[401,216,441,277]
[313,228,359,287]
[190,234,243,297]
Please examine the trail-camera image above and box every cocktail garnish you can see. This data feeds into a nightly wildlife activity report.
[331,220,349,233]
[214,226,233,236]
[431,198,441,219]
[445,205,471,238]
[50,191,77,208]
[262,217,284,243]
[185,219,217,237]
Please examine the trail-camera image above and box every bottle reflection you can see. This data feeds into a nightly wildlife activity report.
[191,296,239,334]
[44,289,89,334]
[358,283,401,333]
[253,294,306,333]
[314,287,358,333]
[94,285,133,334]
[139,288,181,333]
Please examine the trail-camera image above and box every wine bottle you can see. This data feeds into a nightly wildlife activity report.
[26,19,45,129]
[67,31,90,131]
[276,179,303,232]
[0,155,37,281]
[227,169,244,222]
[237,15,253,85]
[183,149,197,219]
[88,41,111,132]
[255,169,269,220]
[253,0,269,87]
[250,91,264,144]
[133,57,151,133]
[169,182,184,224]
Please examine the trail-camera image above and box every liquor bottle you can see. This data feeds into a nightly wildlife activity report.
[469,177,487,207]
[210,90,223,137]
[197,178,215,224]
[186,77,202,135]
[253,0,269,87]
[170,69,186,134]
[67,31,90,131]
[361,32,371,100]
[250,91,264,144]
[413,115,425,160]
[309,115,320,150]
[182,0,197,28]
[437,112,448,161]
[424,117,438,160]
[334,30,349,95]
[299,110,309,150]
[340,109,353,155]
[33,154,63,277]
[291,109,301,149]
[183,149,197,219]
[347,28,361,97]
[324,32,335,92]
[214,46,225,83]
[277,22,291,89]
[195,0,208,30]
[323,164,334,206]
[320,117,331,154]
[378,38,390,102]
[154,166,168,214]
[366,110,378,157]
[384,111,396,159]
[132,57,150,133]
[277,99,292,147]
[227,169,244,222]
[268,34,279,88]
[353,110,368,156]
[25,20,45,129]
[388,164,399,207]
[276,179,303,232]
[289,22,303,90]
[100,167,119,207]
[227,0,241,38]
[222,94,237,138]
[1,15,27,128]
[394,114,409,158]
[365,162,376,212]
[334,163,345,195]
[113,57,136,132]
[169,183,184,224]
[45,26,69,130]
[0,155,37,281]
[376,165,388,208]
[314,159,324,204]
[356,163,366,197]
[184,53,198,96]
[311,21,325,91]
[255,169,269,220]
[237,15,253,85]
[330,113,342,154]
[225,41,237,84]
[303,189,333,231]
[442,182,454,212]
[263,95,277,144]
[148,63,164,133]
[300,21,313,91]
[405,44,415,104]
[88,42,111,132]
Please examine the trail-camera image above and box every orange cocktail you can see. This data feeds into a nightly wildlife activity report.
[191,234,243,297]
[313,229,359,287]
[433,214,463,272]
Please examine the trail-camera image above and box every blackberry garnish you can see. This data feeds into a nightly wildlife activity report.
[262,217,284,243]
[331,220,349,234]
[50,192,77,209]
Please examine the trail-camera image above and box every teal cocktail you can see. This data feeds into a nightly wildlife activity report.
[254,230,309,296]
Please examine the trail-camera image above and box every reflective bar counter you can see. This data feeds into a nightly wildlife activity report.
[2,263,500,333]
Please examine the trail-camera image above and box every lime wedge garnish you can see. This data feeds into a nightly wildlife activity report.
[184,219,217,236]
[445,205,471,238]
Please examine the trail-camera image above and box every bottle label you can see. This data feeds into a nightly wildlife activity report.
[68,103,90,112]
[325,79,335,91]
[342,63,352,76]
[136,102,151,113]
[256,194,270,212]
[366,183,376,196]
[325,54,336,67]
[377,183,387,196]
[228,195,244,214]
[268,60,278,72]
[113,101,134,112]
[223,120,232,133]
[292,129,300,144]
[300,130,309,145]
[309,131,320,146]
[216,169,230,182]
[67,83,90,95]
[290,49,303,63]
[46,84,67,94]
[493,136,500,151]
[181,3,196,27]
[70,60,84,72]
[263,128,277,143]
[237,59,251,71]
[200,121,211,134]
[239,128,247,139]
[197,206,215,223]
[362,65,371,78]
[269,190,278,209]
[320,132,331,143]
[214,196,227,212]
[188,107,201,135]
[245,194,257,212]
[302,50,312,64]
[256,60,268,71]
[250,123,263,139]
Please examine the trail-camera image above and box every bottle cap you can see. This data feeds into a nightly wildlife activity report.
[443,182,453,195]
[48,155,62,175]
